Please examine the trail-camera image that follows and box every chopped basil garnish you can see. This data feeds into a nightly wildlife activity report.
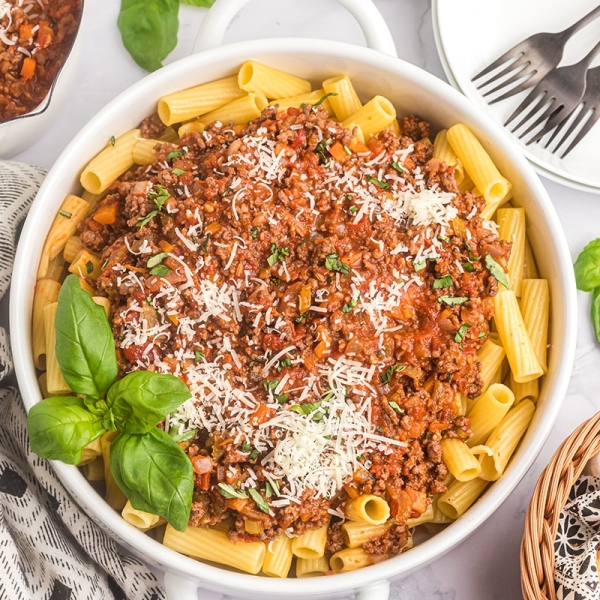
[391,161,404,174]
[110,136,116,147]
[315,139,332,164]
[59,210,72,219]
[248,488,269,514]
[250,227,259,239]
[279,357,292,369]
[342,296,358,313]
[85,260,94,274]
[290,401,324,421]
[343,145,352,156]
[379,364,405,385]
[349,205,358,215]
[218,483,248,500]
[167,148,186,160]
[365,175,390,190]
[263,379,279,393]
[438,295,468,306]
[433,275,453,289]
[463,261,475,273]
[389,401,405,415]
[173,168,185,176]
[194,351,205,362]
[325,253,350,275]
[149,264,172,277]
[136,210,158,228]
[148,184,170,210]
[295,313,307,323]
[466,243,481,261]
[313,92,337,107]
[241,440,251,452]
[413,260,427,272]
[201,232,211,254]
[267,243,290,266]
[147,252,168,268]
[248,449,260,461]
[485,254,509,289]
[275,393,289,403]
[437,234,450,243]
[169,428,197,443]
[264,482,275,498]
[478,331,486,340]
[454,323,471,344]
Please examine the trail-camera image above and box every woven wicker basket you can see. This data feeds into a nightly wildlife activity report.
[521,412,600,599]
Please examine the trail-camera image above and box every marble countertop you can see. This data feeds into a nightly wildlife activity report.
[14,0,600,598]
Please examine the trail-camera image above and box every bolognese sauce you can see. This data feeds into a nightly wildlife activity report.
[0,0,82,122]
[77,105,510,557]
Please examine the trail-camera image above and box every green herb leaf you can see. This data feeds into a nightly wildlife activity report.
[248,488,270,514]
[438,295,468,306]
[343,145,352,156]
[413,260,427,272]
[172,168,185,176]
[250,227,259,239]
[111,429,193,531]
[105,370,191,434]
[349,205,358,215]
[433,275,453,289]
[148,184,170,209]
[591,287,600,343]
[575,239,600,291]
[263,379,279,393]
[194,350,205,362]
[241,440,251,452]
[295,313,307,323]
[437,234,450,243]
[454,323,471,344]
[85,260,94,274]
[267,244,290,266]
[27,397,105,464]
[466,243,481,261]
[248,449,260,461]
[463,261,475,273]
[485,254,509,289]
[265,482,274,497]
[117,0,179,72]
[279,357,291,369]
[342,296,358,313]
[391,161,404,174]
[201,232,211,253]
[218,483,248,500]
[290,402,324,420]
[59,210,72,219]
[324,253,350,275]
[169,428,197,443]
[167,149,186,160]
[379,364,405,385]
[478,331,486,340]
[365,174,390,190]
[137,210,158,228]
[149,264,172,277]
[313,92,337,107]
[147,252,169,268]
[274,393,289,403]
[388,401,405,415]
[180,0,216,6]
[55,275,118,398]
[110,136,116,147]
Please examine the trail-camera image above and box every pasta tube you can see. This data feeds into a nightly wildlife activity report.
[437,478,489,520]
[520,279,549,373]
[37,195,91,279]
[441,438,481,481]
[163,525,266,574]
[446,123,510,209]
[177,121,205,137]
[238,61,311,99]
[477,338,506,394]
[479,400,535,481]
[295,556,330,578]
[32,278,61,370]
[345,494,390,525]
[78,437,102,466]
[509,372,539,405]
[133,138,161,165]
[291,522,328,559]
[43,303,71,396]
[330,548,386,573]
[523,238,539,279]
[467,383,515,447]
[158,76,245,125]
[342,96,396,140]
[342,521,392,548]
[122,501,164,531]
[263,534,293,578]
[68,250,101,280]
[83,456,105,481]
[38,373,50,399]
[433,129,465,184]
[322,75,362,122]
[497,208,525,295]
[80,130,140,195]
[63,236,82,263]
[493,289,543,383]
[199,93,268,127]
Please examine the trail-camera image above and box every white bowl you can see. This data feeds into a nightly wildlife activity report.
[10,0,577,598]
[0,0,85,158]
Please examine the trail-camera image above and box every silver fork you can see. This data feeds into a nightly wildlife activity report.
[539,66,600,158]
[472,3,600,103]
[503,40,600,134]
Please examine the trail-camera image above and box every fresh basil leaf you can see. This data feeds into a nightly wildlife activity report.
[454,323,471,344]
[117,0,179,72]
[433,275,453,289]
[413,260,426,272]
[55,275,118,398]
[290,402,325,421]
[149,264,172,277]
[325,253,350,275]
[137,210,158,228]
[463,261,475,273]
[106,371,191,434]
[575,239,600,291]
[388,401,405,415]
[181,0,216,8]
[591,287,600,343]
[147,252,168,268]
[438,295,468,306]
[248,488,270,514]
[169,428,197,443]
[485,254,509,289]
[218,483,248,500]
[110,429,193,531]
[27,397,105,465]
[379,364,405,384]
[365,175,390,190]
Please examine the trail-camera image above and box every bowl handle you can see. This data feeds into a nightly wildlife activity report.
[192,0,397,57]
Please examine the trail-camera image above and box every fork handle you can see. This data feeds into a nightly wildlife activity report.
[561,3,600,38]
[580,40,600,69]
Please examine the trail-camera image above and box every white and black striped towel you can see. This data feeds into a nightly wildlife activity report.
[0,161,165,600]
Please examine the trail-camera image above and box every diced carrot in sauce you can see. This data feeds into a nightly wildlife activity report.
[18,24,35,43]
[93,203,118,225]
[20,58,36,80]
[204,222,221,235]
[159,240,173,252]
[36,21,54,49]
[328,141,349,162]
[249,404,274,426]
[298,284,312,313]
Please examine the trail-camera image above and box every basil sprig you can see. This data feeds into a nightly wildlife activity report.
[27,275,193,531]
[118,0,216,72]
[575,239,600,342]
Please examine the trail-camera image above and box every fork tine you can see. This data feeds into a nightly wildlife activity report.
[506,90,547,129]
[472,47,525,81]
[526,105,570,145]
[545,104,586,148]
[560,109,600,158]
[488,72,538,103]
[481,65,531,97]
[476,55,529,90]
[518,103,558,139]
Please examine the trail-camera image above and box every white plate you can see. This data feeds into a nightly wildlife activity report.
[433,0,600,193]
